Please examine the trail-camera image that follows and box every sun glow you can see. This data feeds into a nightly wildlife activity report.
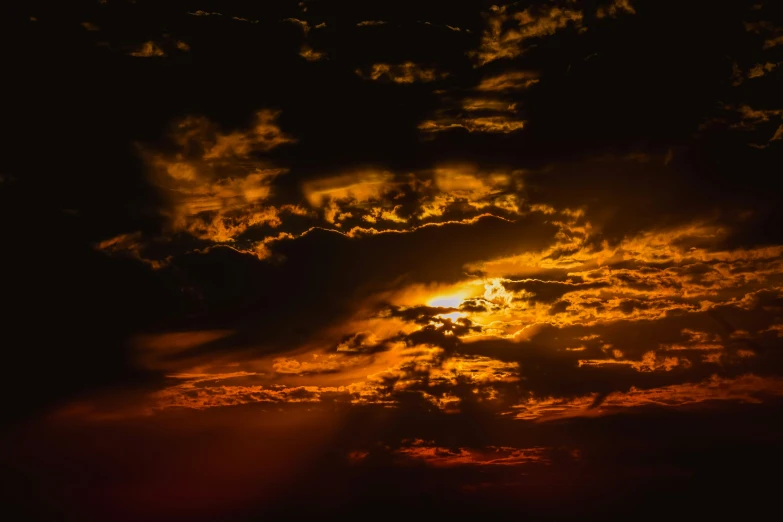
[434,311,468,322]
[427,293,468,308]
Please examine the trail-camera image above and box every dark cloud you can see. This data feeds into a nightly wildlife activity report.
[504,278,610,303]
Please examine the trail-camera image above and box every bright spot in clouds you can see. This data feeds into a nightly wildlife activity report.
[427,292,468,308]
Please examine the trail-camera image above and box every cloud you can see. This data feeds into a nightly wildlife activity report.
[461,98,518,112]
[283,17,311,34]
[273,355,351,375]
[513,374,783,421]
[179,214,775,409]
[356,62,447,83]
[732,105,783,129]
[280,17,328,61]
[704,105,783,147]
[394,440,553,467]
[300,45,327,61]
[421,166,523,216]
[134,234,783,417]
[154,382,348,410]
[299,165,525,229]
[335,332,393,354]
[419,69,536,136]
[765,35,783,49]
[745,21,783,49]
[470,3,583,65]
[187,10,259,23]
[142,110,296,243]
[596,0,636,19]
[429,355,519,385]
[748,62,780,78]
[303,171,396,207]
[419,115,525,134]
[130,41,166,58]
[470,1,637,65]
[96,232,165,268]
[502,278,610,303]
[476,71,540,92]
[302,170,401,225]
[188,10,222,17]
[93,211,557,394]
[732,61,781,85]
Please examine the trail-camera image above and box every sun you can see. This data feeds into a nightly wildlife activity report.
[427,292,467,309]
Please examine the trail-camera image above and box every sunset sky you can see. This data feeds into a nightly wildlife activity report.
[4,1,783,520]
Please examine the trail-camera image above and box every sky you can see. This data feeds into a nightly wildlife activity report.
[3,0,783,520]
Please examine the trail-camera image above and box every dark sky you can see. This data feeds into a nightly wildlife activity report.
[3,1,783,520]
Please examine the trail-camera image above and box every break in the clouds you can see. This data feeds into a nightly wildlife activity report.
[4,1,783,521]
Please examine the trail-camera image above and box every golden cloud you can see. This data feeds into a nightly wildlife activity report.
[303,171,397,207]
[144,110,297,243]
[395,440,552,467]
[429,355,519,385]
[419,115,525,133]
[461,98,518,112]
[471,1,636,66]
[476,71,540,92]
[418,165,523,217]
[745,21,783,49]
[596,0,636,19]
[356,62,446,83]
[471,4,583,65]
[300,45,327,61]
[130,41,166,58]
[748,62,779,78]
[300,165,524,229]
[514,374,783,421]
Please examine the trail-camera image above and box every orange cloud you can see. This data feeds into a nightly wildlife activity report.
[461,98,518,112]
[596,0,636,19]
[476,71,540,92]
[300,45,327,61]
[130,41,165,58]
[471,2,636,65]
[514,374,783,421]
[303,171,396,207]
[356,62,447,83]
[153,383,350,410]
[143,110,296,243]
[395,441,552,467]
[471,4,583,65]
[300,165,525,230]
[429,355,519,385]
[745,21,783,49]
[748,62,779,78]
[419,115,525,134]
